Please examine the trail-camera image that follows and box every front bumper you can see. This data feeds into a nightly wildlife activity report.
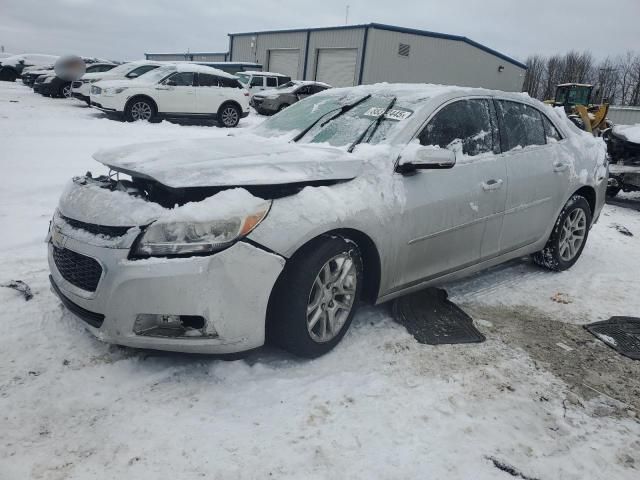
[90,100,117,112]
[73,92,90,103]
[48,220,285,354]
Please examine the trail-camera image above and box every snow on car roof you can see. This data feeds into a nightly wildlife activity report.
[170,63,238,79]
[242,71,289,77]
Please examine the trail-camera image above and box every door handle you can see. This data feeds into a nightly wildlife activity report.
[482,179,503,191]
[553,162,569,172]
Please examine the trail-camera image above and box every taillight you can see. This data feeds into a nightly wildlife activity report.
[244,92,249,96]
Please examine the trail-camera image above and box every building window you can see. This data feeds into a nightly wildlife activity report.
[398,43,410,57]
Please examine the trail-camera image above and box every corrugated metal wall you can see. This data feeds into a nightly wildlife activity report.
[231,32,307,79]
[145,53,228,62]
[608,106,640,126]
[362,28,525,91]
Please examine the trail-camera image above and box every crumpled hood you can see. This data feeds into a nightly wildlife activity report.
[255,87,295,98]
[93,135,363,188]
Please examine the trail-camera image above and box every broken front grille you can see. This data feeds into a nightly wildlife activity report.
[52,246,103,292]
[62,215,133,238]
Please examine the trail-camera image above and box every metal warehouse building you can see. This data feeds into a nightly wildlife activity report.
[227,23,526,91]
[145,51,228,62]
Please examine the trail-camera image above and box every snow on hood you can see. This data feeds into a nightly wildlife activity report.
[58,179,267,229]
[255,86,296,97]
[93,78,148,89]
[93,136,363,188]
[612,123,640,144]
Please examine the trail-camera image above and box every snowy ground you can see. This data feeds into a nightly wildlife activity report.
[1,81,639,479]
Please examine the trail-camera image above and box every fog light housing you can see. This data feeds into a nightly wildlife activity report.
[133,314,217,338]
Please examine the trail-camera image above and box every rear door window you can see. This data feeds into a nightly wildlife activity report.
[495,100,546,151]
[266,77,278,87]
[166,72,194,86]
[419,99,495,157]
[198,73,219,87]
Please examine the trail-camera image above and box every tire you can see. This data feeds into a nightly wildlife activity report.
[217,103,241,128]
[606,185,621,198]
[59,82,72,99]
[533,195,592,271]
[124,98,155,122]
[0,68,17,82]
[268,236,363,358]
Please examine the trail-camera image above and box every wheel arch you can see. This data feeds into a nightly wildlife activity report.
[218,100,242,114]
[278,228,382,305]
[573,185,596,216]
[124,94,158,113]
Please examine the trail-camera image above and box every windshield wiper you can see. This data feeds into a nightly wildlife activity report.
[347,96,397,153]
[292,94,372,142]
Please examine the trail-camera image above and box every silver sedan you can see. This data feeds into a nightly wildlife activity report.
[48,84,607,357]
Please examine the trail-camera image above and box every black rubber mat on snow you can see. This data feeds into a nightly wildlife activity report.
[392,288,485,345]
[585,316,640,360]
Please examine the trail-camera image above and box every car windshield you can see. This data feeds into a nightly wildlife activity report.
[102,63,143,76]
[137,65,176,83]
[253,93,414,148]
[236,73,249,85]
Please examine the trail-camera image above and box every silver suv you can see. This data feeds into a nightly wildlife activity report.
[48,84,607,358]
[251,80,331,115]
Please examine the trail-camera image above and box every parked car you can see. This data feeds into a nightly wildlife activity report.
[47,84,607,358]
[0,54,59,81]
[89,63,249,126]
[22,65,55,87]
[236,71,291,93]
[34,63,117,98]
[251,80,331,115]
[71,61,162,104]
[605,123,640,197]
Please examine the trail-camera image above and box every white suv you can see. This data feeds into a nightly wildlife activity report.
[71,61,162,104]
[90,64,250,127]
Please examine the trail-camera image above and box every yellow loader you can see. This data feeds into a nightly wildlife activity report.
[545,83,610,135]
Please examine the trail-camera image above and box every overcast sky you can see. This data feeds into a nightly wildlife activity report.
[1,0,638,62]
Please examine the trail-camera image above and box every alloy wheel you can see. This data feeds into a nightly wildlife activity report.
[62,85,72,98]
[306,253,357,343]
[221,107,239,127]
[559,208,586,261]
[131,102,152,121]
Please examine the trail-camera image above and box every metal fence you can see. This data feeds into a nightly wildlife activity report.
[608,106,640,126]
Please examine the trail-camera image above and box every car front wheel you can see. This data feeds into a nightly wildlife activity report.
[533,195,592,271]
[218,103,241,128]
[268,236,363,358]
[125,99,155,122]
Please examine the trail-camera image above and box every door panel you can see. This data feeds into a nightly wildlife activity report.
[496,100,571,250]
[156,72,196,113]
[195,73,224,114]
[391,98,507,291]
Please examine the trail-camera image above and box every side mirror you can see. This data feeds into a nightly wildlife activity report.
[397,145,457,173]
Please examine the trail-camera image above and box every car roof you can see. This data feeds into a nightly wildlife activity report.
[159,63,239,79]
[242,70,288,77]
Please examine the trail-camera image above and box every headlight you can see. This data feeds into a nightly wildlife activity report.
[103,86,128,96]
[134,201,271,257]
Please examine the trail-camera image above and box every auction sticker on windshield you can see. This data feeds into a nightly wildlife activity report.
[363,107,412,121]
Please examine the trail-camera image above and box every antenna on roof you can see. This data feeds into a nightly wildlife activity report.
[345,5,349,25]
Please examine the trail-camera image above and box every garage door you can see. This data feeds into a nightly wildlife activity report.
[315,48,358,87]
[268,49,300,79]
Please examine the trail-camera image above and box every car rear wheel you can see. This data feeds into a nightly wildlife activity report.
[268,236,363,358]
[125,99,155,122]
[218,103,241,128]
[59,83,72,99]
[533,195,592,271]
